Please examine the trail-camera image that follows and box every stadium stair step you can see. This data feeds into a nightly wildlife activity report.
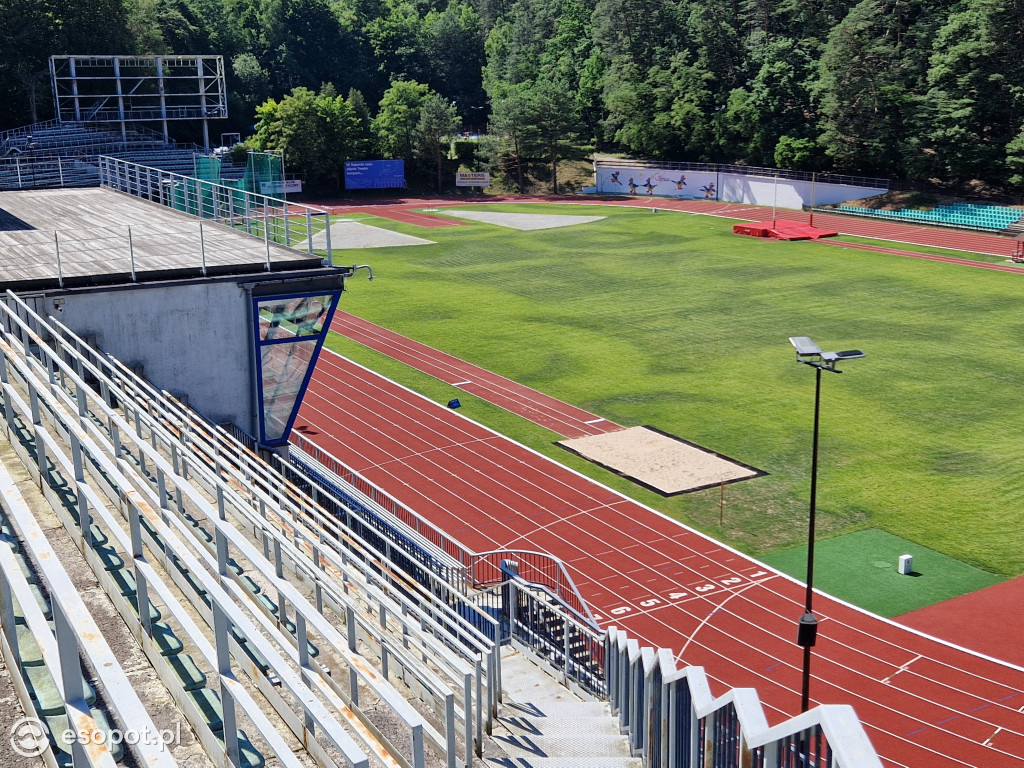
[487,649,641,768]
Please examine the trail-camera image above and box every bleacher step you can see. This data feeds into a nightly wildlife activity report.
[493,649,635,766]
[483,760,641,768]
[495,733,633,761]
[506,700,615,718]
[498,714,623,737]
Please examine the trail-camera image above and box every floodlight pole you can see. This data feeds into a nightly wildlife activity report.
[800,362,824,713]
[789,337,864,713]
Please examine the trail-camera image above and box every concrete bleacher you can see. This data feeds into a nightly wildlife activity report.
[0,290,501,768]
[827,201,1024,232]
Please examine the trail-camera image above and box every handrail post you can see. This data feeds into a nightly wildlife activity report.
[127,225,136,281]
[54,231,64,288]
[199,221,207,275]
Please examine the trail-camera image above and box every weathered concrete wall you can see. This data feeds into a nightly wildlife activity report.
[47,279,256,432]
[594,166,886,209]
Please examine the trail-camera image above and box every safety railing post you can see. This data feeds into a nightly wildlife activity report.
[324,213,333,265]
[127,225,136,281]
[199,221,207,275]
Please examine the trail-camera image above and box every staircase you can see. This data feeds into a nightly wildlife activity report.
[486,649,640,768]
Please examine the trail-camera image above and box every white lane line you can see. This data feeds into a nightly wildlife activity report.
[882,654,923,684]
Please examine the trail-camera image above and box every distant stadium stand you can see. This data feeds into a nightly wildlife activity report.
[0,121,245,190]
[824,202,1024,233]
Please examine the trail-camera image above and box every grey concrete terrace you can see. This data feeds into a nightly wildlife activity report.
[0,187,321,290]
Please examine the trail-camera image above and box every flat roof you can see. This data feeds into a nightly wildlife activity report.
[0,187,324,290]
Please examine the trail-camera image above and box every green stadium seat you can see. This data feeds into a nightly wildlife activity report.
[15,623,45,666]
[150,620,185,656]
[189,686,224,733]
[167,652,207,691]
[24,664,97,716]
[45,707,125,765]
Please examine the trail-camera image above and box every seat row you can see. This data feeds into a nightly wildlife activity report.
[833,203,1023,231]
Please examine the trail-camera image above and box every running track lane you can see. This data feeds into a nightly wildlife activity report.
[296,351,1024,768]
[330,311,622,438]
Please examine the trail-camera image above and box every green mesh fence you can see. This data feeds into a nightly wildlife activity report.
[239,152,284,195]
[194,154,222,184]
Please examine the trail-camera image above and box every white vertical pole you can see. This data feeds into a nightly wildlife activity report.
[54,231,64,288]
[128,226,136,281]
[810,172,817,227]
[199,221,207,275]
[324,213,333,265]
[773,172,779,227]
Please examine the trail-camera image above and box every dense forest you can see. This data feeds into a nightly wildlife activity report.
[2,0,1024,190]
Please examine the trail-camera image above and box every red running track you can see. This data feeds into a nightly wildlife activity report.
[297,351,1024,768]
[330,311,621,438]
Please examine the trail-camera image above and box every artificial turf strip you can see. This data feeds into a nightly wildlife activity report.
[758,529,1004,617]
[324,202,1024,577]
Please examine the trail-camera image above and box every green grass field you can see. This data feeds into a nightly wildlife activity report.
[321,202,1024,583]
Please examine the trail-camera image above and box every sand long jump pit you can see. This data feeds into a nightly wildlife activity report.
[559,426,764,496]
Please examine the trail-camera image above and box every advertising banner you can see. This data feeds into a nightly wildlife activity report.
[259,179,303,195]
[456,171,491,187]
[345,160,405,190]
[596,168,718,199]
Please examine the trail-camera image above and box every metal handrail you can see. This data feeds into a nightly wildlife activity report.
[290,430,600,629]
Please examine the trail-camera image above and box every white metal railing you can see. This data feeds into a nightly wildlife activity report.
[290,431,597,627]
[100,155,337,265]
[0,466,178,768]
[605,627,882,768]
[0,155,100,190]
[0,220,308,287]
[0,119,65,146]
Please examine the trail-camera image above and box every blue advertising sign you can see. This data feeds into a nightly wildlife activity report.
[344,159,406,189]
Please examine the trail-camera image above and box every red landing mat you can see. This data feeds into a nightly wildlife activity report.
[734,219,838,240]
